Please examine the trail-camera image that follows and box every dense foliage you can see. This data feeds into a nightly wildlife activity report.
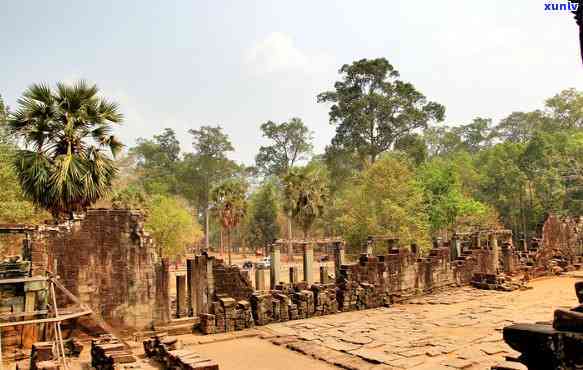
[2,62,582,257]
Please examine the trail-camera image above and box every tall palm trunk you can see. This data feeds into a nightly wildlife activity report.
[288,215,293,263]
[205,207,210,251]
[227,229,232,265]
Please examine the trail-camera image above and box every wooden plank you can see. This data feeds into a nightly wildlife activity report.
[0,310,92,328]
[0,276,47,285]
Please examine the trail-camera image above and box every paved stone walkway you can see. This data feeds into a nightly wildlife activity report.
[258,276,582,370]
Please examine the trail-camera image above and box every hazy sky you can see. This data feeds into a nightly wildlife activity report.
[1,1,582,164]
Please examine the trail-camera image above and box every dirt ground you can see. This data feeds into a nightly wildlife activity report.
[188,337,337,370]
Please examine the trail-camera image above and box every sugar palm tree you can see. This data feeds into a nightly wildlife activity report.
[7,81,123,220]
[283,166,328,239]
[212,179,248,265]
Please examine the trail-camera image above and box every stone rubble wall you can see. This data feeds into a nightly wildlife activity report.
[28,209,167,329]
[199,244,513,334]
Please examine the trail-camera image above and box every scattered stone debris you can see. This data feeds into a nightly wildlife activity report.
[471,273,529,292]
[143,333,219,369]
[91,334,136,369]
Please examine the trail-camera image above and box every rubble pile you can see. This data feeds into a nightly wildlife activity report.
[30,342,55,370]
[470,273,528,292]
[250,293,273,325]
[91,334,136,369]
[311,284,338,315]
[143,333,219,370]
[291,290,315,319]
[199,297,254,334]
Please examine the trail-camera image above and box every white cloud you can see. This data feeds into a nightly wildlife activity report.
[244,32,334,76]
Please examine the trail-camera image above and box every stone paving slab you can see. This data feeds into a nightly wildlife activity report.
[259,277,581,369]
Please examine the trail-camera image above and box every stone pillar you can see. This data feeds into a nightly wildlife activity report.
[289,266,299,284]
[334,242,345,279]
[501,243,513,273]
[176,274,187,318]
[450,237,461,261]
[303,243,314,285]
[365,237,373,255]
[155,259,170,323]
[187,259,197,316]
[255,268,267,290]
[490,233,499,274]
[388,238,399,253]
[410,243,419,257]
[206,256,214,310]
[320,266,328,284]
[270,244,281,289]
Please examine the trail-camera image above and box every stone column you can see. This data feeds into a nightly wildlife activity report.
[176,274,187,318]
[450,236,461,261]
[303,243,314,285]
[289,266,299,284]
[270,243,281,289]
[320,266,328,284]
[501,243,513,273]
[186,259,197,316]
[155,259,170,323]
[334,241,345,279]
[365,238,373,255]
[255,268,267,290]
[206,256,214,312]
[490,233,499,274]
[387,238,399,253]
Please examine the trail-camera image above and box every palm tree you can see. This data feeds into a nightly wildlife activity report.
[283,166,328,239]
[212,179,248,265]
[7,81,123,220]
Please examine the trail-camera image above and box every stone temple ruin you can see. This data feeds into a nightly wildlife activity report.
[0,210,581,369]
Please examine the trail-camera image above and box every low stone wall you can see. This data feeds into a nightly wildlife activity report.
[198,245,511,333]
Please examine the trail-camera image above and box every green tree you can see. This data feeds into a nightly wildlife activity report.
[245,181,280,255]
[335,154,430,251]
[131,128,181,194]
[453,118,493,153]
[545,88,583,129]
[187,126,237,250]
[394,133,428,165]
[7,81,123,220]
[493,111,547,143]
[418,158,497,235]
[211,178,248,265]
[255,118,313,176]
[254,117,314,259]
[317,58,445,163]
[283,165,328,239]
[145,195,203,258]
[424,126,464,157]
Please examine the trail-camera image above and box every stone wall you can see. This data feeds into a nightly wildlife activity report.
[211,260,254,301]
[539,214,583,263]
[199,243,515,333]
[29,209,165,329]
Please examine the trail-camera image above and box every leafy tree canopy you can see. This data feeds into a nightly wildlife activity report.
[255,118,313,176]
[318,58,445,163]
[7,81,123,219]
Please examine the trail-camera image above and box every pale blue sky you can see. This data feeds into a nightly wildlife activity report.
[1,1,581,164]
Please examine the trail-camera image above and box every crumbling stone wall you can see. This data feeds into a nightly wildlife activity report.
[30,209,165,329]
[211,260,253,302]
[539,214,583,264]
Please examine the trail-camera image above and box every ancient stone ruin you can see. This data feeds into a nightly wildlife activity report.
[0,209,581,369]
